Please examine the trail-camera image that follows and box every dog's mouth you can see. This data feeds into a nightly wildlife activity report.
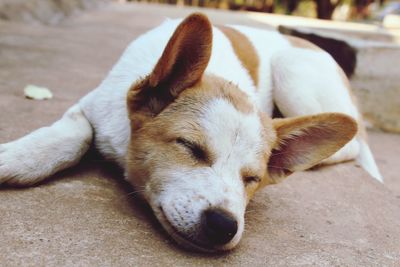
[155,205,224,253]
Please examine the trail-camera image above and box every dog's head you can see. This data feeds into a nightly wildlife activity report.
[125,14,357,252]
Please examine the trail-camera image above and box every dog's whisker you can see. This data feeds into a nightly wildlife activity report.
[127,189,146,196]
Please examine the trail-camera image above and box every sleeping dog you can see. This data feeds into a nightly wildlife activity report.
[0,13,382,252]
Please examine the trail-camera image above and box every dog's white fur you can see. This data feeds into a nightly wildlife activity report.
[0,14,382,251]
[0,105,92,185]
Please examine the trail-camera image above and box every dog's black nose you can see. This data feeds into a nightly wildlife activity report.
[202,208,238,245]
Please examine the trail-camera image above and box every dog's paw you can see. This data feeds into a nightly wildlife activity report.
[0,142,48,186]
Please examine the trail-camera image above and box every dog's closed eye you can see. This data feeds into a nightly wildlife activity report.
[243,176,261,185]
[176,138,209,163]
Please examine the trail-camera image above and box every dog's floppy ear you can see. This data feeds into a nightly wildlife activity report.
[127,13,212,122]
[267,113,357,183]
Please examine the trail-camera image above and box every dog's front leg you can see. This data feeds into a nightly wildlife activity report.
[0,104,93,186]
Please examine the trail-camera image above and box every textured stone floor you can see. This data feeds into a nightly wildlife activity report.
[0,3,399,266]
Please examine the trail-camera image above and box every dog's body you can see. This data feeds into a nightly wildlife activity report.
[0,14,382,251]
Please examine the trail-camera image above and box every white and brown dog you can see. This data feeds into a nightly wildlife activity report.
[0,13,382,252]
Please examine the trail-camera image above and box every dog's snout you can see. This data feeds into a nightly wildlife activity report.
[202,208,238,245]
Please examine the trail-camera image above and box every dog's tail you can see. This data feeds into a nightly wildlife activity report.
[356,138,383,183]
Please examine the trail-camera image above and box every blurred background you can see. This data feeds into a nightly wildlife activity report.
[125,0,400,24]
[0,0,400,25]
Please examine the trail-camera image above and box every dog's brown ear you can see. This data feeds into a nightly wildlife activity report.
[267,113,357,183]
[127,13,212,121]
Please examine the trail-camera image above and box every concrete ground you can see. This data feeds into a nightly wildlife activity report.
[0,2,399,266]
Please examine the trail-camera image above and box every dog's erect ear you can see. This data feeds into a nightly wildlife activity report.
[267,113,357,182]
[127,13,212,120]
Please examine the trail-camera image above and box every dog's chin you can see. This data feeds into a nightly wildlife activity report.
[153,205,239,253]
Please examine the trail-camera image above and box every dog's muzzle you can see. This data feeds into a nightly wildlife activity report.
[157,203,240,252]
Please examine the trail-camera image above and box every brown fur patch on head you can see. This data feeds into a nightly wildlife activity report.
[285,35,321,51]
[218,25,260,87]
[178,74,255,114]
